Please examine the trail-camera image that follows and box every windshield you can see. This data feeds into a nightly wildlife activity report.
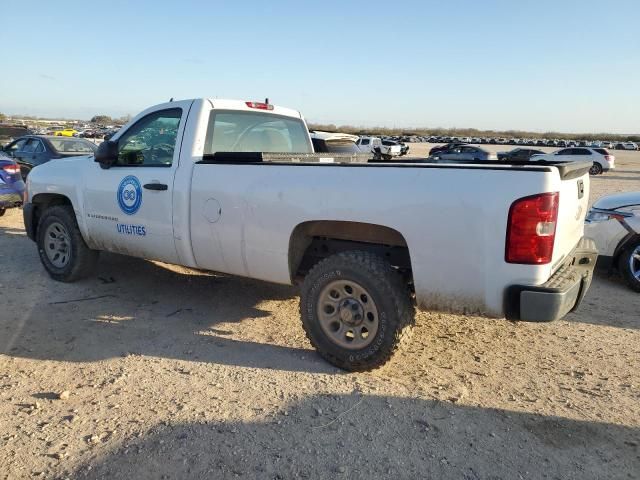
[204,110,312,154]
[49,138,97,153]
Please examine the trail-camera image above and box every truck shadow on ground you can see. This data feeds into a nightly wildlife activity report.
[66,393,639,480]
[1,248,336,374]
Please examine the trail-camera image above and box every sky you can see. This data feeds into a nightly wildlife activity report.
[1,0,639,133]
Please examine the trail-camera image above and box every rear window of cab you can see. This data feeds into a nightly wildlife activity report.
[204,111,312,154]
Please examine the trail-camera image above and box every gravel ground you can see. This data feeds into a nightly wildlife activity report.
[0,147,638,479]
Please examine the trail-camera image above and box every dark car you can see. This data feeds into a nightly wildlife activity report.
[433,145,498,161]
[2,135,97,179]
[428,141,468,156]
[0,152,25,216]
[497,148,545,161]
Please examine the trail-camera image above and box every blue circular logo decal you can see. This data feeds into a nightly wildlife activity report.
[117,176,142,215]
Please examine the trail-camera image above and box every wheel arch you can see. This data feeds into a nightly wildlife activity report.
[613,232,640,265]
[30,193,74,241]
[288,220,413,285]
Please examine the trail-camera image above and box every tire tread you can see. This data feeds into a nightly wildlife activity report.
[37,205,98,282]
[300,250,414,371]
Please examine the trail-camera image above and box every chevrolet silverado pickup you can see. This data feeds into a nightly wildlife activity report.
[23,98,597,371]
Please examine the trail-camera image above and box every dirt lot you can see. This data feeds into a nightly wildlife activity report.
[1,147,639,479]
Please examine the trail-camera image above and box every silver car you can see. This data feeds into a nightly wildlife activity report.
[585,192,640,292]
[433,145,497,162]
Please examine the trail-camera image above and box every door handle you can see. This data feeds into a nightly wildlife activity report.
[143,183,168,191]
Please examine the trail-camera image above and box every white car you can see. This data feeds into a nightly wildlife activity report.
[309,131,361,154]
[355,136,401,160]
[621,142,638,151]
[23,98,597,371]
[585,192,640,292]
[531,147,615,175]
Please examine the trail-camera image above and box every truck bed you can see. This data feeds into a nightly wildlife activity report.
[198,153,592,180]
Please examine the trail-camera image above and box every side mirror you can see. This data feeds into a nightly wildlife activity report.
[94,140,118,169]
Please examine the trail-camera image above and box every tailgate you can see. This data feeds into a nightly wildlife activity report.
[552,169,590,269]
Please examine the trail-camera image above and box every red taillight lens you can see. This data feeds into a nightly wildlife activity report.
[2,164,20,175]
[245,101,274,110]
[605,155,613,161]
[505,192,559,264]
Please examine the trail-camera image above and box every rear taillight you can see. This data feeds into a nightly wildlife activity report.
[605,155,614,162]
[2,165,20,175]
[505,192,559,264]
[245,101,274,110]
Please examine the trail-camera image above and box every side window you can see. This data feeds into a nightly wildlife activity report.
[6,139,27,154]
[576,148,592,155]
[22,139,40,153]
[360,139,370,146]
[33,140,45,153]
[556,149,570,155]
[116,108,182,166]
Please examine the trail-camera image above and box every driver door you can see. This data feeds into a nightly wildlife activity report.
[83,106,188,264]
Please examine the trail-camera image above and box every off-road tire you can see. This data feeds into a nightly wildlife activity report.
[618,240,640,292]
[300,251,415,371]
[36,205,99,282]
[589,162,603,175]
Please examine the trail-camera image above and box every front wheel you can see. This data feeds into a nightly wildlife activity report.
[36,205,99,282]
[589,162,603,175]
[618,241,640,292]
[300,251,414,371]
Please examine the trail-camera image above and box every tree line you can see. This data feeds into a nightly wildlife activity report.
[308,123,640,143]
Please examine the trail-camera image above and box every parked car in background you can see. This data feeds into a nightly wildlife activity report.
[428,142,467,156]
[103,129,120,141]
[382,139,409,157]
[53,128,78,137]
[585,192,640,292]
[497,148,545,161]
[618,142,638,151]
[356,136,401,160]
[432,145,498,161]
[0,152,25,216]
[3,135,97,179]
[531,147,614,175]
[0,125,32,147]
[310,131,361,154]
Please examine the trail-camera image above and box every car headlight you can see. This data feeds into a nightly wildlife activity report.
[585,208,632,223]
[585,210,612,223]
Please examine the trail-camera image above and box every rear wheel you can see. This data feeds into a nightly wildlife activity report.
[300,251,414,371]
[618,241,640,292]
[589,162,603,175]
[36,205,99,282]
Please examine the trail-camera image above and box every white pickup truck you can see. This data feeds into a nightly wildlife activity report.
[23,98,597,371]
[355,136,402,160]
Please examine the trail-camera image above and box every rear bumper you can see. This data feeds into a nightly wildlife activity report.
[505,237,598,322]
